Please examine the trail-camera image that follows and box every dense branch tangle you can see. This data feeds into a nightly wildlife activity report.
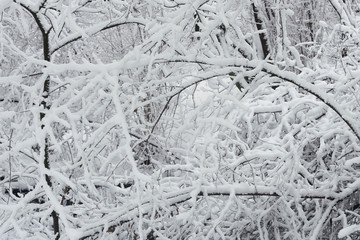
[1,0,360,239]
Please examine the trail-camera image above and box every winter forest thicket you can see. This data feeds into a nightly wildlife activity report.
[1,0,360,239]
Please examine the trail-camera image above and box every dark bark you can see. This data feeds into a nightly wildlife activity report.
[19,3,60,239]
[252,3,270,59]
[42,34,61,240]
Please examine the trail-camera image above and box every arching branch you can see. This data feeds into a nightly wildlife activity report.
[50,18,146,55]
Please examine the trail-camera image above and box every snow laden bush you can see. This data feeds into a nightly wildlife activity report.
[1,0,360,239]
